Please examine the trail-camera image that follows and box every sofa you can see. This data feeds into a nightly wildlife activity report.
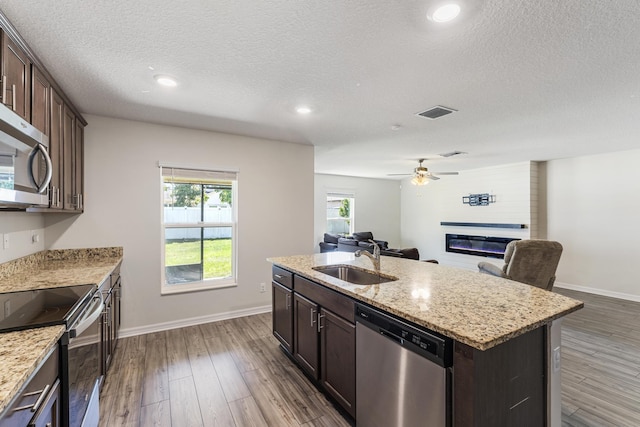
[319,232,420,260]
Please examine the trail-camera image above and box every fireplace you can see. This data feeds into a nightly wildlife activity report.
[445,234,520,259]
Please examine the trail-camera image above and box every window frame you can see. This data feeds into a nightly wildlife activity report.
[160,164,238,295]
[326,192,355,235]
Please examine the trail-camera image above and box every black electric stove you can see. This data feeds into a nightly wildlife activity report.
[0,284,96,333]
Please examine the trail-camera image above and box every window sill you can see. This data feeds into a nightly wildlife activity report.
[161,280,237,295]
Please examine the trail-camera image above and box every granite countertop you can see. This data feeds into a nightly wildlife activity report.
[0,325,65,416]
[0,247,123,418]
[268,252,583,351]
[0,247,123,293]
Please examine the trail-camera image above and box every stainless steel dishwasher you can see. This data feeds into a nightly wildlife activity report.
[355,303,453,427]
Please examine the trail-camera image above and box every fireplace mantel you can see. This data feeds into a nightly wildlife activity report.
[440,222,527,229]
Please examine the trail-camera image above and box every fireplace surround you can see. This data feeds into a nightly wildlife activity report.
[445,234,520,259]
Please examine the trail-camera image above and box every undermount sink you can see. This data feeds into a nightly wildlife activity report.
[312,265,398,285]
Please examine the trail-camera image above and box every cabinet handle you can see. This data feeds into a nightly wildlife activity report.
[57,188,61,207]
[11,84,16,111]
[274,274,283,279]
[318,313,325,333]
[13,384,50,413]
[310,308,316,327]
[285,294,291,310]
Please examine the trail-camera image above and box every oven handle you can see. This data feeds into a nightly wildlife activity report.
[69,292,104,338]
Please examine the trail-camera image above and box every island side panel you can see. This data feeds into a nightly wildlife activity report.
[453,326,546,426]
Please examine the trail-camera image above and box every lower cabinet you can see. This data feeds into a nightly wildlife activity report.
[274,271,356,419]
[272,281,293,353]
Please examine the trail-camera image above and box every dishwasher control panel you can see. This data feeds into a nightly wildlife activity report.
[356,303,453,367]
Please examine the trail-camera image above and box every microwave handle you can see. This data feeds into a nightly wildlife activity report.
[27,143,53,194]
[69,292,104,338]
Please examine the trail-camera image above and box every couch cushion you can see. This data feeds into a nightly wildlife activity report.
[338,237,358,246]
[323,233,340,244]
[352,231,374,242]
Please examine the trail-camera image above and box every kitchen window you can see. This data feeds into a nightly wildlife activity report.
[160,165,237,294]
[326,192,355,235]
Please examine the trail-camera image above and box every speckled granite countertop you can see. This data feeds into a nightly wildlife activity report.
[0,247,123,418]
[268,252,583,351]
[0,325,65,416]
[0,247,122,293]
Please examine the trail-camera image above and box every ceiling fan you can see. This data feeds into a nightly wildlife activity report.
[388,159,459,185]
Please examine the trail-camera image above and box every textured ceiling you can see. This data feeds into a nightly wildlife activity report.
[1,0,639,178]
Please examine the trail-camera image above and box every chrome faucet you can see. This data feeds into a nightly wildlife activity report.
[355,239,381,273]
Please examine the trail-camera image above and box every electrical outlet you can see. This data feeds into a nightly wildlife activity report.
[31,230,40,244]
[259,283,266,293]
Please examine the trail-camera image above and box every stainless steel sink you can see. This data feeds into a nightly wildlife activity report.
[312,265,398,285]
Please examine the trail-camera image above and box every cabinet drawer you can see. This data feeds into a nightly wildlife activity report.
[294,276,355,323]
[272,266,293,289]
[0,346,59,427]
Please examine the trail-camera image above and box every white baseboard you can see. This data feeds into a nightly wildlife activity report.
[119,304,272,339]
[554,282,640,303]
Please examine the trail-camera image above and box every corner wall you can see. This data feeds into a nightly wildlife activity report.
[45,115,315,334]
[314,174,401,250]
[547,148,640,300]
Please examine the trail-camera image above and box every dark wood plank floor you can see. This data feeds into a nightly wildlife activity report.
[100,290,640,426]
[557,288,640,427]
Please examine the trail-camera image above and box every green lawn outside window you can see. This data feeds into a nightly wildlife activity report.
[165,239,232,278]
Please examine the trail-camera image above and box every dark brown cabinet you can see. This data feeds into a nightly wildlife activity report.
[0,30,30,121]
[30,65,50,135]
[272,281,293,353]
[48,88,64,208]
[271,266,293,353]
[320,308,356,417]
[62,105,75,210]
[293,293,320,379]
[74,120,84,211]
[101,263,122,377]
[291,275,356,418]
[28,379,61,427]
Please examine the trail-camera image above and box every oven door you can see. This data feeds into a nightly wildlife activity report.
[65,292,104,427]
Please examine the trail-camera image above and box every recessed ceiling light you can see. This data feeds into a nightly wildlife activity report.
[154,75,178,87]
[296,105,313,115]
[429,3,461,23]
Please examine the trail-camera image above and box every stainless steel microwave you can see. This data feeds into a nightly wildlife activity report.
[0,103,51,208]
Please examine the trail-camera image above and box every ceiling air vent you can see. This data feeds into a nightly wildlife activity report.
[416,105,457,120]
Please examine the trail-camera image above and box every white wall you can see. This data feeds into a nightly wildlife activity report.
[45,115,314,333]
[400,162,534,268]
[314,174,401,250]
[547,149,640,300]
[0,212,45,263]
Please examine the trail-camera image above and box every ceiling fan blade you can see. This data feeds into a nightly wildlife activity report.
[426,174,440,181]
[387,173,412,176]
[432,172,459,175]
[438,151,467,158]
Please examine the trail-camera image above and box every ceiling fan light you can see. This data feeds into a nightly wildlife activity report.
[411,175,429,186]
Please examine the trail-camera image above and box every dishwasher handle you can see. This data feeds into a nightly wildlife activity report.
[380,329,405,345]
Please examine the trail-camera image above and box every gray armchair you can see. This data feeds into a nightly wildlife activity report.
[478,239,563,291]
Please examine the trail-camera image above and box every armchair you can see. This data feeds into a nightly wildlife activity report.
[478,239,563,291]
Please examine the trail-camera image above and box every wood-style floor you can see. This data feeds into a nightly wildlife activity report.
[100,289,640,427]
[557,288,640,427]
[99,313,352,427]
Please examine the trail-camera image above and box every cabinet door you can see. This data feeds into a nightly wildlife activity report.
[49,89,64,208]
[74,120,84,210]
[320,308,356,418]
[1,31,30,121]
[62,105,75,210]
[293,293,319,380]
[272,282,293,353]
[31,66,50,135]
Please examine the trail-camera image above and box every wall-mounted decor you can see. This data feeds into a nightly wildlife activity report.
[462,193,495,206]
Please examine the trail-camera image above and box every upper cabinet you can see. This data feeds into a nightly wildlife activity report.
[0,12,87,213]
[0,30,30,121]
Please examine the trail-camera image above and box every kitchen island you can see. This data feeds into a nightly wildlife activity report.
[269,252,583,426]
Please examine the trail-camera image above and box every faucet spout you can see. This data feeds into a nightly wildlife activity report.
[355,239,381,272]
